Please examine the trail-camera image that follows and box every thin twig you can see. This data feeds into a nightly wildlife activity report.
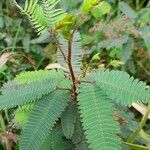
[137,61,150,77]
[56,86,71,91]
[79,80,95,84]
[19,53,36,70]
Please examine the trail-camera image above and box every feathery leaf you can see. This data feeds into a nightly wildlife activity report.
[14,0,66,34]
[61,102,76,139]
[77,83,121,150]
[19,90,71,150]
[93,69,150,106]
[0,70,65,110]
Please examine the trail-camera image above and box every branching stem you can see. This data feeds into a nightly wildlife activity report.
[49,30,77,100]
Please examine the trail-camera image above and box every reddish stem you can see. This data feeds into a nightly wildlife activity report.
[67,40,77,100]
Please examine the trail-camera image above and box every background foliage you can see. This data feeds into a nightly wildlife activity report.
[0,0,150,150]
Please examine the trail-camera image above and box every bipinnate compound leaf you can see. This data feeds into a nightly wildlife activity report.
[0,70,65,110]
[77,83,121,150]
[61,102,76,139]
[94,70,150,106]
[19,90,71,150]
[14,0,66,34]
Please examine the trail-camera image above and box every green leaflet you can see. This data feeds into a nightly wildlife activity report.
[72,112,89,150]
[81,0,99,14]
[14,103,34,125]
[12,70,64,125]
[2,70,64,93]
[0,70,65,110]
[14,69,59,84]
[1,81,19,94]
[119,1,137,19]
[72,111,90,150]
[14,0,66,34]
[75,141,90,150]
[40,127,72,150]
[54,13,77,40]
[93,69,150,106]
[50,129,73,150]
[40,134,52,150]
[77,83,121,150]
[42,0,66,24]
[21,0,48,34]
[61,102,76,139]
[19,90,71,150]
[91,1,111,19]
[14,111,31,125]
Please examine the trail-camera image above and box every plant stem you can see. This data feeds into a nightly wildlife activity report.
[139,0,146,9]
[49,30,77,99]
[125,142,149,150]
[147,1,150,7]
[117,0,121,16]
[0,113,11,150]
[36,55,46,69]
[12,20,21,52]
[67,40,77,100]
[4,110,9,124]
[0,113,5,130]
[127,104,150,143]
[5,141,11,150]
[135,0,140,10]
[137,61,150,77]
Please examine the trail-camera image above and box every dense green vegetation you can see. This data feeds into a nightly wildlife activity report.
[0,0,150,150]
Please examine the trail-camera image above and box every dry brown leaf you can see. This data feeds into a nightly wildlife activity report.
[0,52,12,68]
[0,131,18,144]
[132,102,150,119]
[45,63,69,72]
